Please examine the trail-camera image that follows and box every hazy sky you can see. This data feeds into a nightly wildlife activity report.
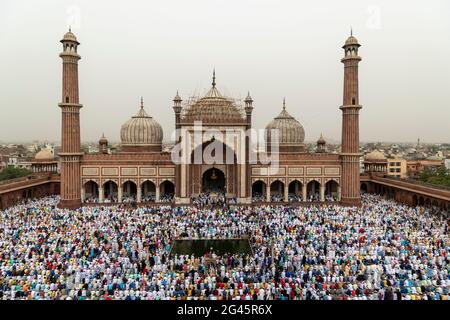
[0,0,449,144]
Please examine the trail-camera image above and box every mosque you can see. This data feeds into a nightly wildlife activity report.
[57,29,363,208]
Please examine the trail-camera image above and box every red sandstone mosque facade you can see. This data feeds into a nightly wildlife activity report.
[57,30,363,209]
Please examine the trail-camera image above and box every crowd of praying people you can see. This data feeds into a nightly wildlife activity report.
[191,192,237,208]
[83,194,173,204]
[0,193,448,300]
[253,193,335,203]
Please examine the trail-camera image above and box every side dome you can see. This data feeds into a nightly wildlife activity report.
[120,98,163,152]
[180,71,246,124]
[265,99,305,153]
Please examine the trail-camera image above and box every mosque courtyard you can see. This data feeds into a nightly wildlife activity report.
[0,193,448,300]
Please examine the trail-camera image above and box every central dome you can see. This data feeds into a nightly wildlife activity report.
[181,72,245,124]
[120,98,163,152]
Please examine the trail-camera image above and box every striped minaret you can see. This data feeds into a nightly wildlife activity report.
[340,31,362,206]
[58,28,83,209]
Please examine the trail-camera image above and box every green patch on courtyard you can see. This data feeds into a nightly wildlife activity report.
[171,239,252,256]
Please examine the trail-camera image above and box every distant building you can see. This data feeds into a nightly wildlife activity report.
[386,158,407,179]
[0,155,6,172]
[7,154,31,170]
[445,158,450,170]
[406,159,444,179]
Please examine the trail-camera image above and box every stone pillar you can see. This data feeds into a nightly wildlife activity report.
[337,185,341,201]
[99,187,104,203]
[81,187,85,203]
[284,184,289,203]
[320,185,325,202]
[118,186,123,203]
[302,184,307,202]
[266,185,270,202]
[155,185,160,202]
[137,186,142,203]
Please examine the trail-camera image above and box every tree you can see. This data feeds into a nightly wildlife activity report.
[0,167,31,182]
[419,166,450,187]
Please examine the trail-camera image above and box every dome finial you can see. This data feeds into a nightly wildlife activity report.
[69,25,71,32]
[283,97,286,110]
[350,26,353,36]
[140,96,144,109]
[212,68,216,87]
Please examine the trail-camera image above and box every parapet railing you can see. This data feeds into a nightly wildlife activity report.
[378,175,450,192]
[0,173,53,186]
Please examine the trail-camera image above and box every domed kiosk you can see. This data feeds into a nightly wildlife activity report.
[364,150,387,174]
[31,147,58,173]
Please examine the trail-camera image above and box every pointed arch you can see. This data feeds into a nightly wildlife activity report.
[288,180,302,202]
[325,180,339,201]
[160,180,175,202]
[252,180,266,202]
[270,180,284,202]
[306,179,321,201]
[103,180,118,203]
[122,180,137,203]
[83,180,99,203]
[141,180,156,202]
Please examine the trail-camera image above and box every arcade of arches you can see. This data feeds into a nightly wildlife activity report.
[82,179,175,203]
[360,181,449,211]
[251,179,341,202]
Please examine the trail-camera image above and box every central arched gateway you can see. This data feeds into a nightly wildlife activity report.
[202,168,226,192]
[188,138,238,198]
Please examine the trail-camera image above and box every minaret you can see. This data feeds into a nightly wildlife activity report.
[340,31,362,206]
[173,91,182,199]
[173,91,182,129]
[244,91,254,199]
[244,91,253,129]
[58,28,83,209]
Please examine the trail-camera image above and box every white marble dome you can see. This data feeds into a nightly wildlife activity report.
[120,100,163,147]
[265,100,305,148]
